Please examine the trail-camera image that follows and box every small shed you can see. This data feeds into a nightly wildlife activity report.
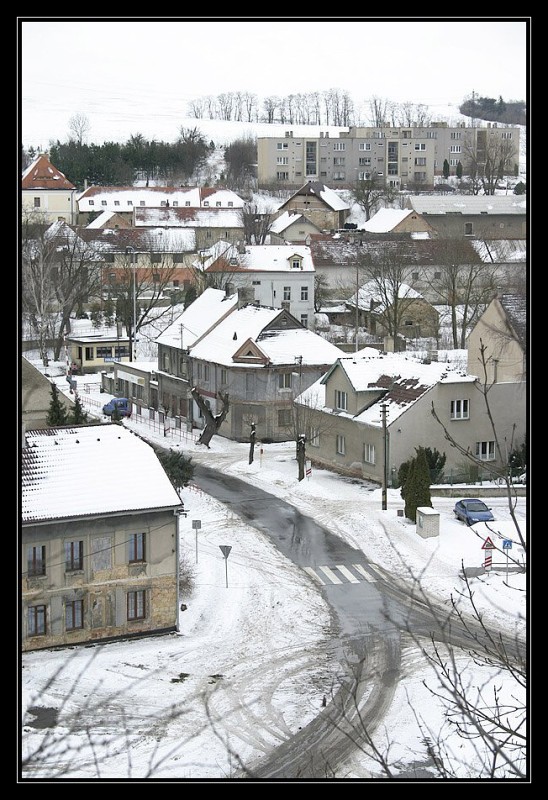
[416,506,440,538]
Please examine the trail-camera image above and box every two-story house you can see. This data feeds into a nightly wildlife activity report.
[344,280,440,341]
[296,347,526,484]
[21,154,79,225]
[466,293,527,384]
[196,242,316,328]
[21,424,183,652]
[273,181,350,232]
[155,287,345,442]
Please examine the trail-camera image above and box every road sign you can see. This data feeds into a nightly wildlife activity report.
[502,539,513,549]
[219,545,232,558]
[192,520,201,529]
[481,536,495,550]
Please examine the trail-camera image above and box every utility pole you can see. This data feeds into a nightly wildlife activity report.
[380,402,389,510]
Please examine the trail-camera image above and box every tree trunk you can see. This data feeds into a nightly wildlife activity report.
[191,388,230,448]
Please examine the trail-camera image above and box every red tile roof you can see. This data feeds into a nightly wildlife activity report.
[21,155,76,191]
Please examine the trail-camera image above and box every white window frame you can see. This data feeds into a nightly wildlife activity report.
[335,390,347,411]
[333,142,346,151]
[364,443,376,464]
[336,435,346,455]
[414,143,426,151]
[278,373,292,390]
[451,399,469,420]
[476,441,496,461]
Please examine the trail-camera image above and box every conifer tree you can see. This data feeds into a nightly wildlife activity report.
[404,447,432,522]
[70,394,88,425]
[46,382,68,427]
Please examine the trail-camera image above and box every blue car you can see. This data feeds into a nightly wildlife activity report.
[102,397,132,418]
[453,498,494,526]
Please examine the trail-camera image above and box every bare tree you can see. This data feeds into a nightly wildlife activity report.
[191,388,230,448]
[350,177,397,222]
[68,113,91,145]
[238,202,274,245]
[424,238,499,348]
[462,135,518,196]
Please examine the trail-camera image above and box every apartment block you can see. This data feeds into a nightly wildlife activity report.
[257,123,520,190]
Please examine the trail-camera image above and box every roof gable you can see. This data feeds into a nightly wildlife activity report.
[22,155,76,191]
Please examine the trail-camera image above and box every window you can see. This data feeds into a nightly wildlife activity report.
[476,441,495,461]
[277,142,289,150]
[277,172,289,180]
[129,532,146,563]
[412,271,419,280]
[450,145,461,153]
[451,399,469,419]
[278,409,292,426]
[309,428,320,447]
[216,201,221,207]
[426,131,437,139]
[359,143,371,151]
[96,346,113,358]
[359,157,371,166]
[278,372,292,389]
[101,200,107,206]
[203,364,210,381]
[34,197,41,208]
[358,172,371,180]
[464,222,474,236]
[336,435,346,455]
[335,390,347,411]
[277,156,289,165]
[332,171,345,180]
[114,200,120,206]
[333,157,345,166]
[65,540,83,571]
[27,545,46,577]
[291,258,301,269]
[449,159,460,167]
[172,201,178,207]
[414,143,426,151]
[127,200,133,206]
[65,600,84,631]
[152,273,160,283]
[364,443,376,464]
[173,253,185,263]
[434,271,441,279]
[450,131,462,139]
[140,200,145,206]
[501,132,512,139]
[228,201,233,207]
[300,314,308,327]
[127,590,147,621]
[203,201,209,207]
[220,368,228,385]
[333,142,346,151]
[414,157,426,166]
[185,201,190,206]
[300,286,308,300]
[283,286,291,301]
[28,605,46,636]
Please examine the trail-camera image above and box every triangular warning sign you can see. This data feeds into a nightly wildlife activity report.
[481,536,496,550]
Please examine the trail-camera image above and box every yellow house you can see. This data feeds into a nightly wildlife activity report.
[21,154,79,225]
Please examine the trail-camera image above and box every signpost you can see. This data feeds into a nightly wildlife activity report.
[481,535,495,572]
[503,539,512,580]
[192,519,201,562]
[219,545,232,588]
[306,459,312,480]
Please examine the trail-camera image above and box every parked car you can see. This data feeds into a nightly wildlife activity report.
[453,498,494,526]
[102,397,132,418]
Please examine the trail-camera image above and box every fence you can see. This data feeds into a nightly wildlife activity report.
[79,393,199,445]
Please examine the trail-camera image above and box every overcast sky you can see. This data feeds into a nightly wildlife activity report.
[19,17,529,148]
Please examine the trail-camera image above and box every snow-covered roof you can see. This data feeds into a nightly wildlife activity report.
[77,186,245,211]
[269,211,311,234]
[470,239,526,263]
[282,181,350,212]
[188,304,345,367]
[347,280,424,311]
[21,424,181,524]
[362,208,414,233]
[213,244,315,273]
[156,287,239,349]
[406,195,526,215]
[299,350,472,427]
[21,154,76,190]
[134,207,243,228]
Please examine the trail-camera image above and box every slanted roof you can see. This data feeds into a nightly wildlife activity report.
[188,304,345,367]
[134,206,243,228]
[280,181,350,212]
[362,209,416,233]
[406,195,527,216]
[301,350,471,427]
[498,293,527,348]
[205,244,315,273]
[21,154,76,191]
[156,287,240,350]
[347,280,425,312]
[21,424,181,524]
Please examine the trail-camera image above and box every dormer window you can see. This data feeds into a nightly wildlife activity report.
[291,256,303,270]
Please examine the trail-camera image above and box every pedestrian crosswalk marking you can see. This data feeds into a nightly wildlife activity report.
[336,565,360,583]
[319,565,343,584]
[352,563,376,582]
[304,567,325,585]
[304,563,377,586]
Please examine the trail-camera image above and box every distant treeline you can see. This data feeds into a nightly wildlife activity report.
[22,129,213,190]
[458,95,526,126]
